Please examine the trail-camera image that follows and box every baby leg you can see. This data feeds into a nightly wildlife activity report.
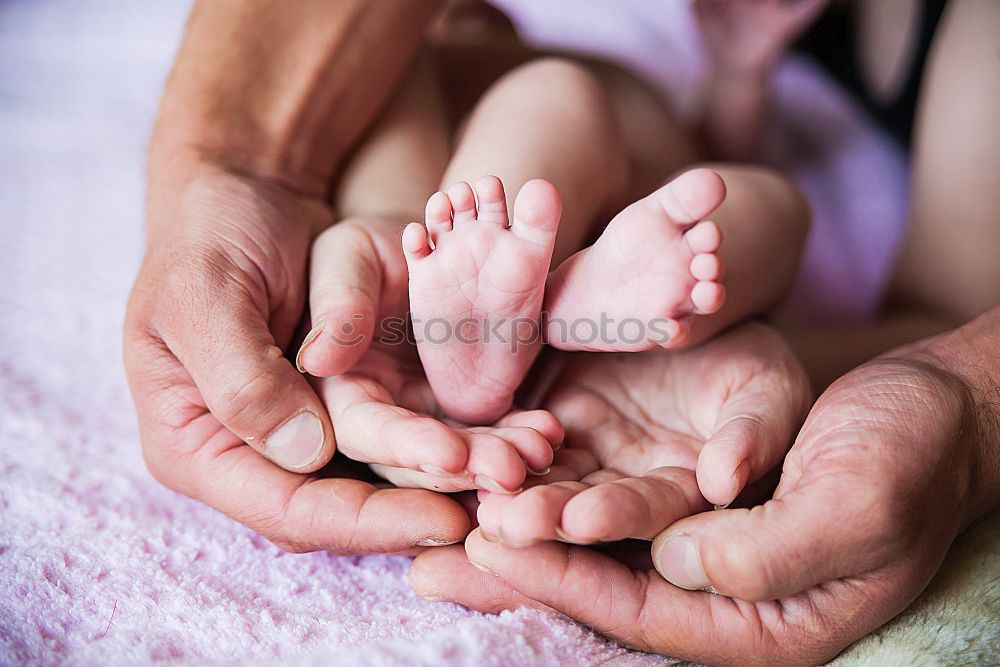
[439,57,631,265]
[333,49,451,222]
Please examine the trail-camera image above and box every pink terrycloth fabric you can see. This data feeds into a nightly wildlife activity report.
[0,1,908,664]
[494,0,910,324]
[0,3,672,664]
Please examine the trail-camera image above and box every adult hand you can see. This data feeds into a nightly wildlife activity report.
[299,217,563,494]
[410,327,997,663]
[124,168,470,552]
[471,323,812,545]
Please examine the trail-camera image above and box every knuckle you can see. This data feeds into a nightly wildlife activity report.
[213,368,283,432]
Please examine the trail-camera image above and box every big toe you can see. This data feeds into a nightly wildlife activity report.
[511,179,562,242]
[656,168,726,225]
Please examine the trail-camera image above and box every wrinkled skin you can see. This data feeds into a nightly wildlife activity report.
[473,323,812,545]
[411,342,983,664]
[124,170,472,553]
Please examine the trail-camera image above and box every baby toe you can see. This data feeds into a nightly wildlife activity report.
[447,181,478,223]
[690,252,724,281]
[657,168,727,225]
[691,281,725,314]
[510,179,562,243]
[425,191,454,242]
[402,222,432,261]
[474,175,509,226]
[684,220,723,254]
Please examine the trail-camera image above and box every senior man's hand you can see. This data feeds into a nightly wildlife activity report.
[410,313,1000,664]
[124,169,470,553]
[470,323,812,545]
[123,0,468,554]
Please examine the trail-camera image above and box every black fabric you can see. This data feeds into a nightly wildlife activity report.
[795,0,948,148]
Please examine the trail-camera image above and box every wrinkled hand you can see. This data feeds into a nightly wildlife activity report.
[299,217,562,494]
[694,0,830,73]
[411,339,989,663]
[124,168,470,552]
[471,322,811,545]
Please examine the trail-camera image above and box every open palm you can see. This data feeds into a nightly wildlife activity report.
[476,323,812,545]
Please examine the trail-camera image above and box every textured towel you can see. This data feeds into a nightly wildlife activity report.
[1,1,996,665]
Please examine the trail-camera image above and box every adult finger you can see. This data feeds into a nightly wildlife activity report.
[418,529,678,651]
[194,443,471,552]
[409,544,551,611]
[317,374,469,474]
[126,335,469,552]
[410,532,887,664]
[654,472,902,601]
[657,359,962,600]
[559,467,709,542]
[696,329,811,507]
[150,257,334,473]
[298,220,382,376]
[695,388,803,508]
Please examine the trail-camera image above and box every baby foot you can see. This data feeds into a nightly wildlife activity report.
[403,176,561,425]
[544,168,727,351]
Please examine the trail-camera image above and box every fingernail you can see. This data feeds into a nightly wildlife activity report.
[295,320,325,373]
[554,527,589,545]
[418,592,447,602]
[263,411,324,469]
[415,537,462,547]
[527,466,551,476]
[474,475,521,495]
[727,460,748,504]
[470,560,498,577]
[654,534,710,591]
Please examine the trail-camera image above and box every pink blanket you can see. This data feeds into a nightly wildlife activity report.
[0,1,907,664]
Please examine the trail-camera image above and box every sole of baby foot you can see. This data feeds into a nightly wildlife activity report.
[543,168,727,352]
[404,176,561,425]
